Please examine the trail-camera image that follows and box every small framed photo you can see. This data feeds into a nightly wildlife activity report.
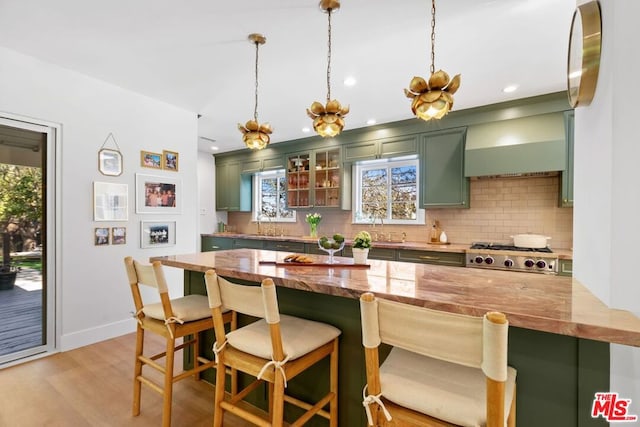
[162,150,179,172]
[94,182,128,221]
[135,173,181,214]
[98,148,123,176]
[94,227,110,246]
[140,151,162,169]
[141,221,176,249]
[111,227,127,245]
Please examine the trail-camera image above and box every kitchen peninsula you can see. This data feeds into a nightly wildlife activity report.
[155,249,640,427]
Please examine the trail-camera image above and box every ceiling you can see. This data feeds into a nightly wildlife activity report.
[0,0,575,153]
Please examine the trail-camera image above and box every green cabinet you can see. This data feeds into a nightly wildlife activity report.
[560,111,574,207]
[286,148,341,208]
[558,259,573,277]
[396,249,466,266]
[342,246,396,261]
[215,161,252,212]
[201,236,234,251]
[420,127,469,208]
[241,155,285,174]
[343,135,418,162]
[263,240,305,253]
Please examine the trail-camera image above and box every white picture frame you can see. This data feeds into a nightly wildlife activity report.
[93,182,128,221]
[140,221,176,249]
[135,173,182,214]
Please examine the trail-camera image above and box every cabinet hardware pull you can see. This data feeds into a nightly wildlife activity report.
[211,246,220,249]
[419,255,439,260]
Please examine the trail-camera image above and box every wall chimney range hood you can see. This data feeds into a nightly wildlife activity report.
[464,112,567,177]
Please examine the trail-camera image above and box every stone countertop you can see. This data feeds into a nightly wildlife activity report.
[202,232,573,259]
[155,249,638,347]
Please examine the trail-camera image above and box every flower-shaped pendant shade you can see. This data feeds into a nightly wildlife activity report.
[238,33,272,150]
[307,1,348,138]
[404,0,460,121]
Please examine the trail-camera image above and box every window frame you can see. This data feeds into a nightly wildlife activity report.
[352,155,425,225]
[252,169,296,223]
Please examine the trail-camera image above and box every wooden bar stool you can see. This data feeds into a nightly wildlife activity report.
[359,292,516,427]
[124,257,233,427]
[204,271,341,427]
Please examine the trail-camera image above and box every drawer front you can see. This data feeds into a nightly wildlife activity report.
[305,243,332,255]
[202,236,233,251]
[233,239,264,249]
[397,249,465,266]
[343,246,396,261]
[264,241,306,253]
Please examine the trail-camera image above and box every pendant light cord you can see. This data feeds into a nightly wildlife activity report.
[430,0,436,75]
[326,8,333,103]
[254,40,260,122]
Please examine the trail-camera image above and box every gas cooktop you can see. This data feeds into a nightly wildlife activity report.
[467,242,557,274]
[469,242,553,253]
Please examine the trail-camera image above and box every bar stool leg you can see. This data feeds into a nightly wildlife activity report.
[330,339,339,427]
[132,326,144,416]
[162,337,175,427]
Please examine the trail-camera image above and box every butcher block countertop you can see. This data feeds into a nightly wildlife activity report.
[155,249,638,347]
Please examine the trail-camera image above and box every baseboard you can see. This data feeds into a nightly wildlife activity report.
[60,318,136,351]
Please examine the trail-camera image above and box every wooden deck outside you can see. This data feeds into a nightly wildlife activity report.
[0,268,43,356]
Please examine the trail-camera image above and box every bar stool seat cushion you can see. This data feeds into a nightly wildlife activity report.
[379,347,517,427]
[143,294,212,322]
[227,314,341,361]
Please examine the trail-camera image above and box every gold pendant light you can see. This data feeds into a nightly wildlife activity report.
[307,0,349,138]
[238,33,272,150]
[404,0,460,121]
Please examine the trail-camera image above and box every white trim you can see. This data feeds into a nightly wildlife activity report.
[59,318,136,352]
[252,170,297,223]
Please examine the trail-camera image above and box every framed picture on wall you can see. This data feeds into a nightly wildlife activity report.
[162,150,179,172]
[140,151,162,169]
[111,227,127,245]
[94,227,110,245]
[135,173,181,214]
[93,182,128,221]
[98,148,123,176]
[140,221,176,248]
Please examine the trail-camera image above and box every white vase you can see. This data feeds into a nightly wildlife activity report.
[352,247,369,264]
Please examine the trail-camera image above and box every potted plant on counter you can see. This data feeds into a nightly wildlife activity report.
[352,231,372,264]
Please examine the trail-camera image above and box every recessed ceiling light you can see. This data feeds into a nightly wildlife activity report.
[343,76,357,87]
[503,85,518,93]
[302,127,311,133]
[366,119,377,125]
[211,146,219,151]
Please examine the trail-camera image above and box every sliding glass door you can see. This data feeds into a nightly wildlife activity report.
[0,116,56,365]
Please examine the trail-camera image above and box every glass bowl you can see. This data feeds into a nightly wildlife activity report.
[317,236,346,264]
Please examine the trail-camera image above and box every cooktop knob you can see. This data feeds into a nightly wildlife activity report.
[484,256,494,265]
[474,256,484,264]
[504,259,514,267]
[524,259,535,268]
[536,260,547,269]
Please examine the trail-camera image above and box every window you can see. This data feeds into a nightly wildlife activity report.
[353,156,424,225]
[253,170,296,222]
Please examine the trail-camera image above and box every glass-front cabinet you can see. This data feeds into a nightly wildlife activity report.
[286,148,340,208]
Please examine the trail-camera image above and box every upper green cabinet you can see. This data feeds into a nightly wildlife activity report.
[560,111,574,207]
[286,148,341,208]
[241,154,285,174]
[420,127,469,208]
[215,161,251,211]
[343,135,418,162]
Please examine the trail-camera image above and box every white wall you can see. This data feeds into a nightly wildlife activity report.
[0,46,199,350]
[574,0,640,409]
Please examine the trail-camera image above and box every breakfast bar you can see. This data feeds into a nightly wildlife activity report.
[155,249,640,427]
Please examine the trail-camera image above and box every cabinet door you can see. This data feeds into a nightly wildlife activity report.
[233,238,264,249]
[560,111,574,207]
[379,136,418,158]
[421,128,469,208]
[314,148,341,208]
[286,152,312,208]
[216,162,250,211]
[343,141,378,162]
[241,159,262,174]
[262,155,285,171]
[215,162,230,210]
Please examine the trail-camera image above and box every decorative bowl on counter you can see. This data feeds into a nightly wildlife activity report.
[318,234,346,264]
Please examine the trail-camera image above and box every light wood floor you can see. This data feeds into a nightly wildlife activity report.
[0,332,257,427]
